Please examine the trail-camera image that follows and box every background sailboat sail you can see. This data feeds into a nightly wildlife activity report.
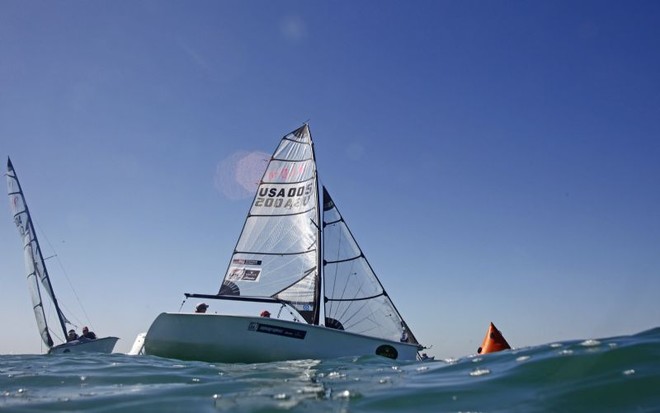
[218,125,322,324]
[7,158,118,354]
[7,158,70,348]
[322,187,418,344]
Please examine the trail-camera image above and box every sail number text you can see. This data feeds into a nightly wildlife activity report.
[254,183,314,209]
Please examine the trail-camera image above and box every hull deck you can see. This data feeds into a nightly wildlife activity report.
[144,313,421,363]
[48,337,119,354]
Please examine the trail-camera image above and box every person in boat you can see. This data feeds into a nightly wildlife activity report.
[195,303,208,313]
[260,310,271,318]
[400,331,409,343]
[67,329,79,342]
[81,326,96,340]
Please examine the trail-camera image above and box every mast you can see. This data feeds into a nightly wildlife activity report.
[308,124,323,326]
[7,158,69,344]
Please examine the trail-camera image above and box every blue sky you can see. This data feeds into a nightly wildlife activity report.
[1,1,659,358]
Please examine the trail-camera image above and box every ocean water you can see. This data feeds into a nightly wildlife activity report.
[1,327,659,413]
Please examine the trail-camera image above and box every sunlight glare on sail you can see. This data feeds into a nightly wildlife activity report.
[214,150,270,200]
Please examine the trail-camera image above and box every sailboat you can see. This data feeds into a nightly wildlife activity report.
[143,124,425,363]
[6,158,119,354]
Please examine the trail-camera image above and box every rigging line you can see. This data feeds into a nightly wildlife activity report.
[34,219,92,329]
[333,295,379,335]
[333,270,378,324]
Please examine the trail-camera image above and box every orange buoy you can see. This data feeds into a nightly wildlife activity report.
[477,322,511,354]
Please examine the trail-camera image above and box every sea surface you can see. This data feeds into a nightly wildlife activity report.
[1,327,659,413]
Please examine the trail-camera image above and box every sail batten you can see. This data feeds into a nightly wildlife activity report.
[326,292,386,302]
[233,250,317,257]
[248,205,316,218]
[325,255,363,265]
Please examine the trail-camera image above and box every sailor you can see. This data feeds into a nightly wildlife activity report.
[67,329,79,342]
[195,303,209,313]
[81,326,97,340]
[260,310,271,318]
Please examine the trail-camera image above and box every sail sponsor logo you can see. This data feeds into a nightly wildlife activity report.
[232,259,262,266]
[248,322,307,340]
[254,183,313,209]
[228,267,261,282]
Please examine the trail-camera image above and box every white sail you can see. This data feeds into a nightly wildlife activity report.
[322,187,418,344]
[218,124,322,324]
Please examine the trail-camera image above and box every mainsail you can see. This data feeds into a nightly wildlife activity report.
[322,187,418,344]
[218,125,322,324]
[7,158,70,348]
[214,125,418,344]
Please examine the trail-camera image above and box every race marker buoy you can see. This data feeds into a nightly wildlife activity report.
[477,322,511,354]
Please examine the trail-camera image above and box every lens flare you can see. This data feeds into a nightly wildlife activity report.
[214,151,270,200]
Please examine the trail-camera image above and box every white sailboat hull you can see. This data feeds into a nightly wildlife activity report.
[128,332,147,355]
[48,337,119,355]
[144,313,421,363]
